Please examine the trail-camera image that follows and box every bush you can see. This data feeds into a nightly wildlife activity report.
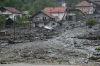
[85,18,97,28]
[95,47,100,51]
[0,15,6,28]
[16,15,30,28]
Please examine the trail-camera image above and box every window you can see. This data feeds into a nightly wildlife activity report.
[83,7,87,10]
[43,17,47,21]
[36,17,40,21]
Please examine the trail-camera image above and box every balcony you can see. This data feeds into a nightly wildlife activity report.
[32,19,55,23]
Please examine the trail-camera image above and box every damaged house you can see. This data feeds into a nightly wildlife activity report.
[75,0,94,14]
[31,10,57,28]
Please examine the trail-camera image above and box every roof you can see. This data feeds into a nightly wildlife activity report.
[3,7,21,14]
[31,10,55,18]
[43,7,67,13]
[76,1,92,7]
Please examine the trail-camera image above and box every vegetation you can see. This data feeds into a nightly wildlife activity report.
[0,15,6,28]
[74,11,81,20]
[95,47,100,51]
[0,0,82,14]
[16,15,30,28]
[0,0,56,14]
[85,18,97,28]
[67,0,82,8]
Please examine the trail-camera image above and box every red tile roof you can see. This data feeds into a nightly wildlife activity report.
[41,10,55,18]
[76,1,92,7]
[4,7,21,14]
[43,7,67,13]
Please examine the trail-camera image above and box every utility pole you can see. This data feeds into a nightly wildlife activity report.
[30,17,32,34]
[14,16,15,40]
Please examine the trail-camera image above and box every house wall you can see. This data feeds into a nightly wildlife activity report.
[32,12,58,28]
[0,10,22,20]
[45,21,57,27]
[10,14,22,20]
[32,21,57,28]
[39,23,44,27]
[51,12,66,21]
[76,6,94,14]
[0,10,11,14]
[32,12,51,22]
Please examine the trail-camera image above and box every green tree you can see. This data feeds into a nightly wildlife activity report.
[0,15,6,28]
[85,18,97,28]
[16,15,30,28]
[74,11,80,20]
[32,0,56,14]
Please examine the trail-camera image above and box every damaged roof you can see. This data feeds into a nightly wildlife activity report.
[43,7,67,13]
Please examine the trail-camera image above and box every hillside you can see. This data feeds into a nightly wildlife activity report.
[0,0,82,14]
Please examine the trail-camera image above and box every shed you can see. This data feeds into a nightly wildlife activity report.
[5,18,14,28]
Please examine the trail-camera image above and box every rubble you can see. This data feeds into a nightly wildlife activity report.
[0,20,100,64]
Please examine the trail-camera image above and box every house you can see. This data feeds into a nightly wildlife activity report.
[43,7,67,21]
[75,1,94,14]
[0,7,22,20]
[66,8,84,21]
[31,10,57,28]
[22,11,29,15]
[86,0,100,14]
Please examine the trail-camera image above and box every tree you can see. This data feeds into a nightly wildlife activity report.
[74,11,81,20]
[16,15,30,28]
[0,15,6,28]
[85,18,97,28]
[32,0,56,14]
[67,0,82,8]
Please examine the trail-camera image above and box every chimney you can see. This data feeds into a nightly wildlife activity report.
[62,3,66,7]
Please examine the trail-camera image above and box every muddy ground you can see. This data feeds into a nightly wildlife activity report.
[0,21,100,65]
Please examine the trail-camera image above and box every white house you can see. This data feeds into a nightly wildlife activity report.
[31,10,57,28]
[43,7,67,21]
[0,7,22,19]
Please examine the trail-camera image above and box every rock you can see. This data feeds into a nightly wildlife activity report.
[0,60,8,64]
[20,53,29,58]
[89,56,100,60]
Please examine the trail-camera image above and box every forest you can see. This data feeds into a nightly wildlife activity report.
[0,0,82,14]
